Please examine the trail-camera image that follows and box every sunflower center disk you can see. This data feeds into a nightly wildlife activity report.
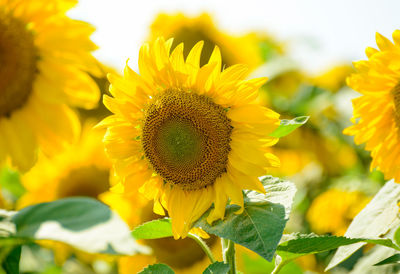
[142,89,232,190]
[0,11,37,117]
[57,166,110,198]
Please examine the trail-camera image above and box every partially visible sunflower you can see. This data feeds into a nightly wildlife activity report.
[307,189,370,236]
[101,192,221,273]
[344,31,400,182]
[0,0,100,171]
[311,64,354,93]
[100,37,281,238]
[148,13,263,70]
[18,122,111,209]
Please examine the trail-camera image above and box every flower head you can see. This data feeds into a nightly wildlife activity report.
[344,30,400,182]
[307,189,370,236]
[149,13,263,69]
[0,0,100,171]
[100,37,280,238]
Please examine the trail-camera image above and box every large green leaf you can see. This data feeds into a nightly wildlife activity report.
[132,218,173,240]
[194,176,296,261]
[326,180,400,270]
[269,116,309,138]
[277,233,400,262]
[10,197,148,255]
[139,263,174,274]
[203,262,230,274]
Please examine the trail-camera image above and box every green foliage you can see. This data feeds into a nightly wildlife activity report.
[203,262,230,274]
[1,197,146,257]
[132,218,173,240]
[269,116,309,138]
[327,180,400,270]
[0,167,25,199]
[374,254,400,266]
[12,197,111,235]
[194,176,296,262]
[241,253,302,274]
[277,233,400,263]
[1,246,20,274]
[139,263,174,274]
[394,226,400,247]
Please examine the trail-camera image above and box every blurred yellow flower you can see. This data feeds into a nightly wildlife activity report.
[149,13,263,69]
[311,64,354,92]
[100,37,281,238]
[18,123,111,209]
[0,0,100,171]
[307,189,370,236]
[101,192,221,273]
[344,30,400,183]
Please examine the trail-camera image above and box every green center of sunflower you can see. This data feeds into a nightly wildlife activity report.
[142,89,232,191]
[57,166,110,198]
[0,10,37,118]
[392,82,400,127]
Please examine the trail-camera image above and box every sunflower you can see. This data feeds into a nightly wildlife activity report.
[311,64,354,93]
[0,0,100,171]
[18,122,111,209]
[307,189,370,236]
[100,37,281,239]
[101,191,222,273]
[344,31,400,182]
[148,13,263,70]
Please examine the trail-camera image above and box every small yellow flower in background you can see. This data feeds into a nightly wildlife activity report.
[149,13,263,70]
[18,122,111,209]
[344,30,400,183]
[100,37,281,239]
[307,189,370,236]
[0,0,100,171]
[311,64,354,93]
[101,192,222,273]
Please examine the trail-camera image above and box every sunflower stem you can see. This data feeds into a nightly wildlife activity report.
[222,238,236,274]
[188,233,216,264]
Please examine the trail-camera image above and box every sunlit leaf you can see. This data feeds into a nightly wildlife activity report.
[326,180,400,270]
[11,197,148,255]
[194,176,296,261]
[269,116,309,138]
[132,218,173,240]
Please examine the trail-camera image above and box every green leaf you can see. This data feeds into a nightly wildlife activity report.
[269,116,309,138]
[374,254,400,266]
[394,226,400,247]
[327,180,400,270]
[0,167,25,198]
[203,262,230,274]
[1,246,21,274]
[277,233,400,262]
[194,176,296,261]
[11,197,148,255]
[139,263,174,274]
[132,218,173,240]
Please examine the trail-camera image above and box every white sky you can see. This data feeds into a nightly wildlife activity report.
[69,0,400,75]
